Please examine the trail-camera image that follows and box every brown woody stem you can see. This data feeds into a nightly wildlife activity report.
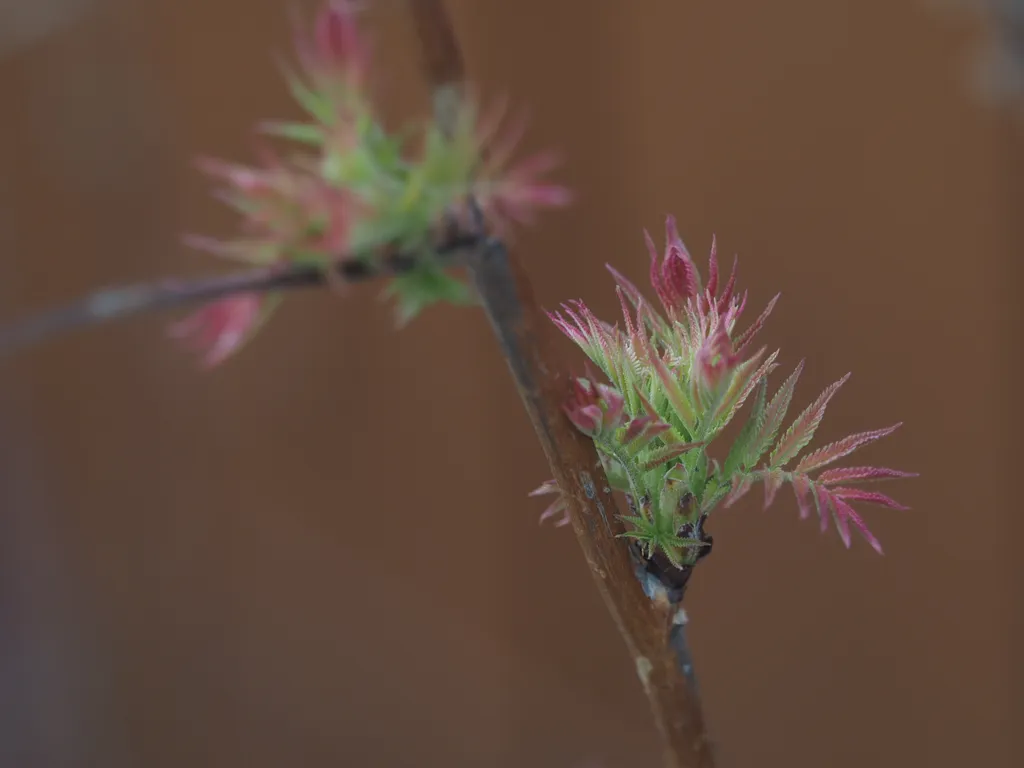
[406,2,716,766]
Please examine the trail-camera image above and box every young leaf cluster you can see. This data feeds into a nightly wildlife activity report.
[531,217,915,565]
[173,1,568,364]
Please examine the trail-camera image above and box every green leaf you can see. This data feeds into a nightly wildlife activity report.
[682,448,708,501]
[599,453,632,491]
[620,514,653,530]
[321,145,384,189]
[744,361,804,469]
[383,265,477,325]
[769,374,850,469]
[699,480,730,515]
[283,70,335,126]
[710,348,778,431]
[259,121,324,146]
[723,376,767,477]
[661,534,707,549]
[649,352,697,432]
[661,536,709,568]
[362,121,412,178]
[619,529,657,542]
[657,476,687,526]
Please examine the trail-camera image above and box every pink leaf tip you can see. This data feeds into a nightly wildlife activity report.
[297,0,370,87]
[169,293,278,368]
[530,479,570,527]
[563,378,627,438]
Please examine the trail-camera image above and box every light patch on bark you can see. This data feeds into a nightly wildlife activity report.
[635,656,654,694]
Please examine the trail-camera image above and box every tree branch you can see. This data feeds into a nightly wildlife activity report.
[1,4,718,762]
[0,230,481,356]
[406,3,716,766]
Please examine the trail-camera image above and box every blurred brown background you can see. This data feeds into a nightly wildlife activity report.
[0,0,1019,766]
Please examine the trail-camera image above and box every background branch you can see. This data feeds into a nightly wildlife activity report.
[406,2,716,766]
[0,230,481,356]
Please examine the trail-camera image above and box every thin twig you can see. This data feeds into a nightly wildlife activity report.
[0,230,481,356]
[406,2,716,766]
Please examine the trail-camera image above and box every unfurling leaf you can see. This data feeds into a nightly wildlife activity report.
[816,466,918,485]
[744,361,804,470]
[794,423,903,474]
[769,372,850,469]
[733,292,780,352]
[830,487,910,510]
